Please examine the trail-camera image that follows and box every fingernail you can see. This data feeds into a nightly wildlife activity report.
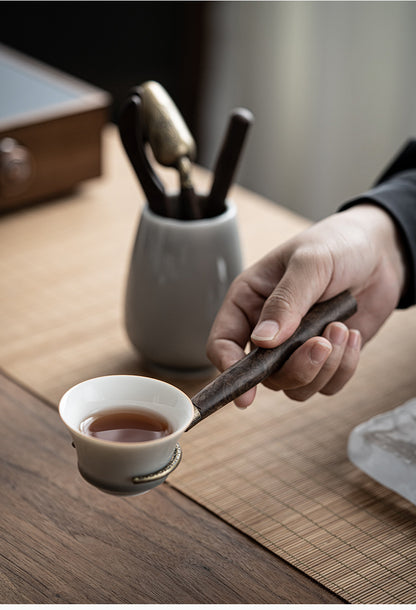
[348,329,361,350]
[251,320,279,342]
[329,322,347,346]
[310,341,332,365]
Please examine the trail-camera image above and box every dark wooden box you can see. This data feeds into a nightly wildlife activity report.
[0,44,111,211]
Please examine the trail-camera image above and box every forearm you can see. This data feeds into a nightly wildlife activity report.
[340,141,416,307]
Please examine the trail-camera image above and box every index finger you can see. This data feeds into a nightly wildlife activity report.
[206,278,263,371]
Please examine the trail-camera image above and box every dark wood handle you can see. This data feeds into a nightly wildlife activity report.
[205,108,253,218]
[188,290,357,429]
[118,93,168,216]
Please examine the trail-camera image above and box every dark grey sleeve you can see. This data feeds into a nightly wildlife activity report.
[339,140,416,308]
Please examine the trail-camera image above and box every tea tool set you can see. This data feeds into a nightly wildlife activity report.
[118,80,253,220]
[120,82,250,373]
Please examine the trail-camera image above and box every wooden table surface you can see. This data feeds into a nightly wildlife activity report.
[0,370,341,603]
[0,125,348,603]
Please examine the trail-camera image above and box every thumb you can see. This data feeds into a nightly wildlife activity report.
[251,259,329,348]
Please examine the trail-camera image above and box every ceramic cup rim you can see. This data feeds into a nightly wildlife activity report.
[142,198,236,228]
[59,374,194,449]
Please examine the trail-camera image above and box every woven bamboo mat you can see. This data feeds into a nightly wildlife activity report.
[172,312,416,603]
[1,126,416,603]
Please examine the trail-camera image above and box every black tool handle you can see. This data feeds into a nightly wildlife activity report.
[205,107,254,217]
[188,291,357,428]
[118,94,168,216]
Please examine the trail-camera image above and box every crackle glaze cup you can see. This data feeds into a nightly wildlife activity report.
[59,375,194,496]
[124,199,243,375]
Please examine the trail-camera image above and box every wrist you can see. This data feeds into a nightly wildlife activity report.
[341,202,408,305]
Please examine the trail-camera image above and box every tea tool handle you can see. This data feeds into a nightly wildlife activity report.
[205,107,254,218]
[188,290,357,429]
[118,93,168,216]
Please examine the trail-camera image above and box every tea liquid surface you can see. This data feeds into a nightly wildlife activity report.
[80,408,172,443]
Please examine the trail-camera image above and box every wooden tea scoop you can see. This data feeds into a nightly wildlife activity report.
[136,80,201,220]
[188,290,357,428]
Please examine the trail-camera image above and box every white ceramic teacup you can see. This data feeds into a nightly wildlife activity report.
[59,375,194,495]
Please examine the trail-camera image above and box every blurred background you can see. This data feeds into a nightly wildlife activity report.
[2,1,416,221]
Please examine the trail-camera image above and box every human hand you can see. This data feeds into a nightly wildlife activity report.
[207,204,407,407]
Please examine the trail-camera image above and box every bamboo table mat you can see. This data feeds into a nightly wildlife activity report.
[2,126,416,603]
[173,315,416,604]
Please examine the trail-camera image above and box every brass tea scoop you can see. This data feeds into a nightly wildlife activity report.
[136,81,200,219]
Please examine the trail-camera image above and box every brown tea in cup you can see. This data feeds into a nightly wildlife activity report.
[80,408,172,443]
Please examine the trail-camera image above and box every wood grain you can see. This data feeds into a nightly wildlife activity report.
[0,371,341,604]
